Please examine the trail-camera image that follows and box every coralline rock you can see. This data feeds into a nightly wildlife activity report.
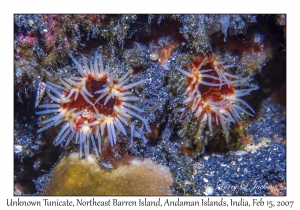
[246,98,286,143]
[43,153,173,195]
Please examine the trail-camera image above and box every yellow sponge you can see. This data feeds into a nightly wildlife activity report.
[43,153,173,195]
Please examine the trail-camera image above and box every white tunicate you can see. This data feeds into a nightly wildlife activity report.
[149,53,159,61]
[205,186,214,196]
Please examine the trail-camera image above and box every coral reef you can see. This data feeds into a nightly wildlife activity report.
[14,14,286,196]
[43,153,173,195]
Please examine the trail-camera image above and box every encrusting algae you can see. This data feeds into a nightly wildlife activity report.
[43,153,173,195]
